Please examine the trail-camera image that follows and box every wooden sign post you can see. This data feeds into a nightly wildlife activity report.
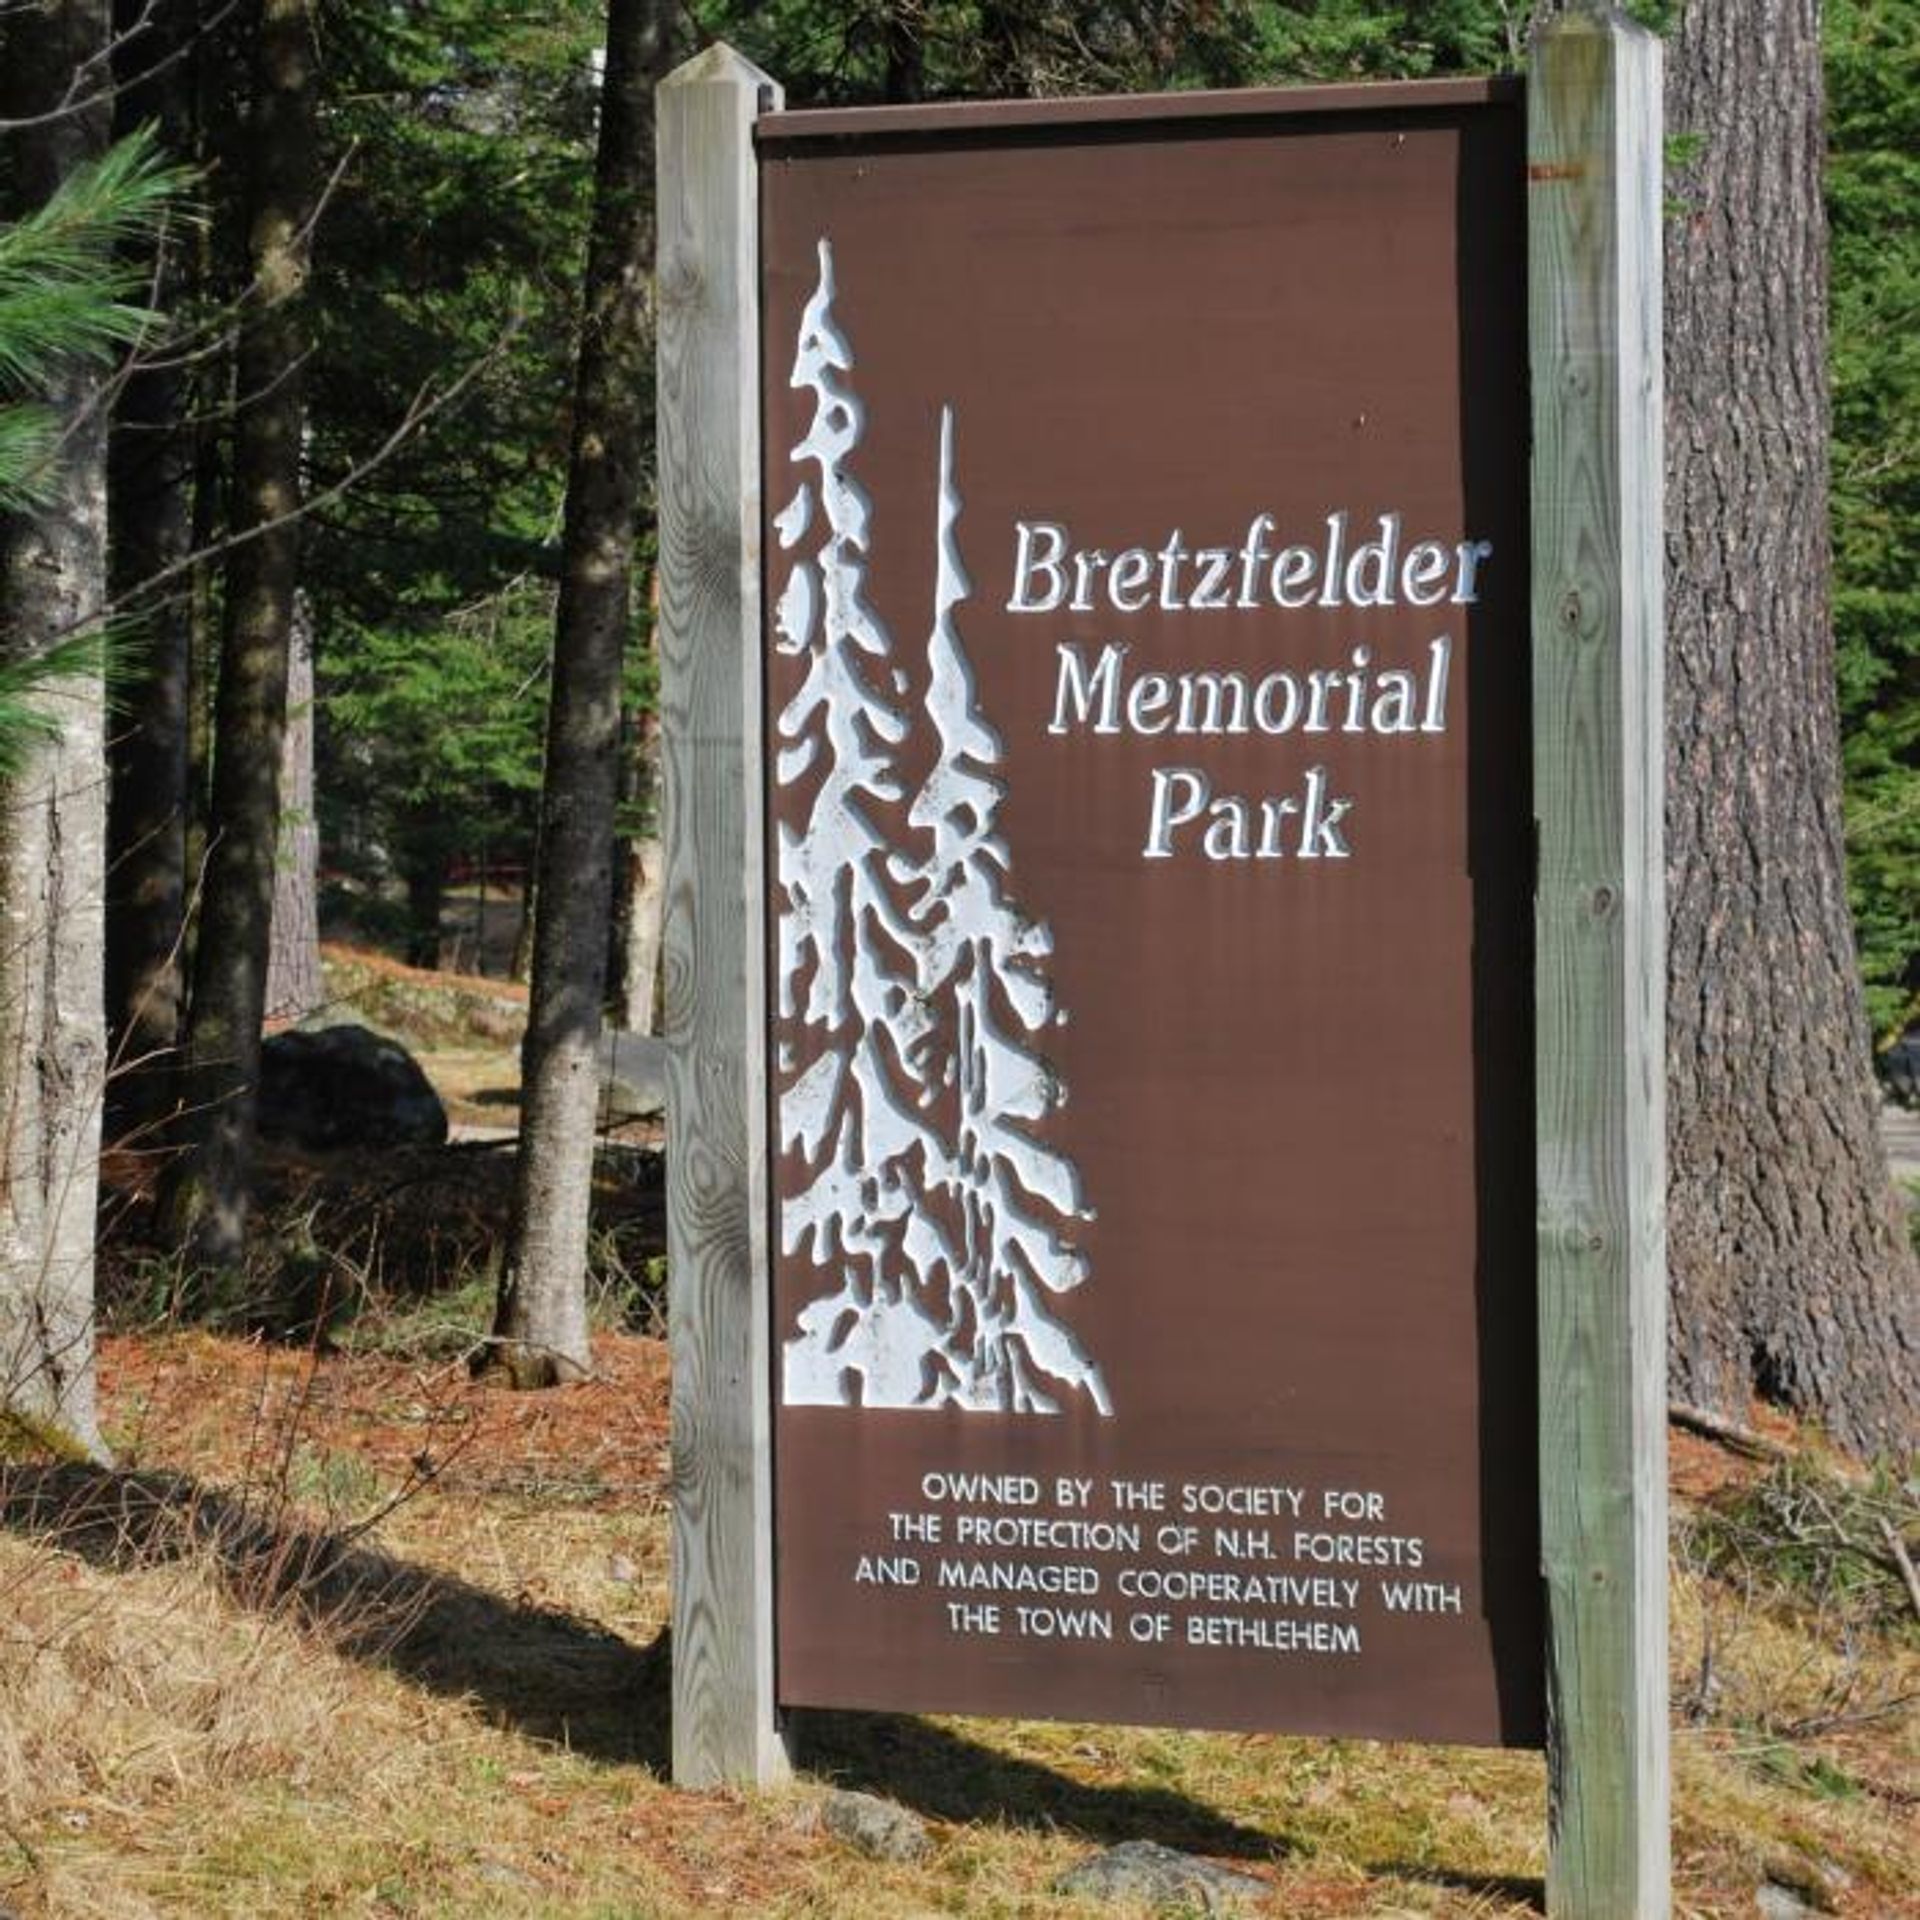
[656,41,790,1789]
[1528,13,1669,1917]
[658,8,1666,1911]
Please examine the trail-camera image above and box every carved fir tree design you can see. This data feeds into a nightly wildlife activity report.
[906,408,1110,1415]
[774,239,957,1408]
[774,243,1108,1416]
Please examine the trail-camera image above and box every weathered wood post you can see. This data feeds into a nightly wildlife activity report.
[655,42,791,1789]
[1528,11,1669,1917]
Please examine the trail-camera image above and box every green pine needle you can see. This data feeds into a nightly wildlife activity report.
[0,127,190,396]
[0,633,108,785]
[0,126,186,780]
[0,402,57,509]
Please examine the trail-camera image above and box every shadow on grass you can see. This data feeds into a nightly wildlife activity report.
[0,1463,1298,1861]
[0,1462,672,1769]
[0,1466,1567,1895]
[1368,1863,1544,1913]
[795,1709,1289,1860]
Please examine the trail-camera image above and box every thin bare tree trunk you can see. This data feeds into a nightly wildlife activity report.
[264,592,322,1022]
[611,603,662,1033]
[490,0,669,1386]
[615,832,664,1035]
[509,868,536,984]
[0,0,113,1455]
[105,0,198,1142]
[1663,0,1918,1452]
[157,0,318,1269]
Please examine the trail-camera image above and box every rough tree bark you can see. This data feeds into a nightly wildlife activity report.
[264,592,322,1022]
[0,0,113,1454]
[105,0,199,1139]
[490,0,669,1386]
[1663,0,1918,1453]
[156,0,318,1268]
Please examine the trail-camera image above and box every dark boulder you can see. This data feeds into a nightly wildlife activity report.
[258,1023,448,1151]
[599,1028,667,1122]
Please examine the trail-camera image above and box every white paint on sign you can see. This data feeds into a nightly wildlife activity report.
[774,240,1108,1419]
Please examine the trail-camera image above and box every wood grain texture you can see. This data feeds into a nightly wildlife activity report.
[656,41,790,1788]
[1527,12,1669,1917]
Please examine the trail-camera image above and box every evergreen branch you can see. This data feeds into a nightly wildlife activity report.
[0,128,182,283]
[0,632,107,785]
[0,280,155,383]
[0,402,56,509]
[0,131,190,391]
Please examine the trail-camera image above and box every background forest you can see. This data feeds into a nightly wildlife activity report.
[270,3,1920,1048]
[34,0,1902,1430]
[23,0,1915,1062]
[336,1,1908,1046]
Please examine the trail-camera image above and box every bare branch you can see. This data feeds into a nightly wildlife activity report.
[1879,1516,1920,1621]
[44,314,526,645]
[0,0,242,134]
[1669,1400,1790,1460]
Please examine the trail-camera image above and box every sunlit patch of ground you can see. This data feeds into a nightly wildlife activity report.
[0,1319,1910,1917]
[41,952,1920,1915]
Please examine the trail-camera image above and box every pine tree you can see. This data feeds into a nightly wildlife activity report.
[489,0,672,1388]
[775,239,955,1408]
[907,408,1108,1415]
[773,265,1106,1418]
[0,32,175,1454]
[156,0,321,1269]
[1661,0,1918,1449]
[104,0,200,1138]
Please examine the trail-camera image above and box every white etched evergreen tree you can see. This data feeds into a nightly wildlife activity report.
[773,250,1107,1417]
[774,239,956,1407]
[905,408,1111,1415]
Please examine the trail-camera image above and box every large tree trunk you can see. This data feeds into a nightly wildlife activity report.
[105,0,199,1141]
[264,593,322,1022]
[0,0,113,1455]
[156,0,318,1269]
[490,0,669,1387]
[1664,0,1918,1453]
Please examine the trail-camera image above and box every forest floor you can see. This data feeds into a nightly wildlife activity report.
[1,952,1915,1918]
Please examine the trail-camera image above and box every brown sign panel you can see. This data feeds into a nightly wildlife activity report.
[758,81,1541,1748]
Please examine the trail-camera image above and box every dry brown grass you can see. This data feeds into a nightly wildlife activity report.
[0,1537,352,1825]
[51,951,1916,1915]
[0,1322,1912,1917]
[0,1516,453,1918]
